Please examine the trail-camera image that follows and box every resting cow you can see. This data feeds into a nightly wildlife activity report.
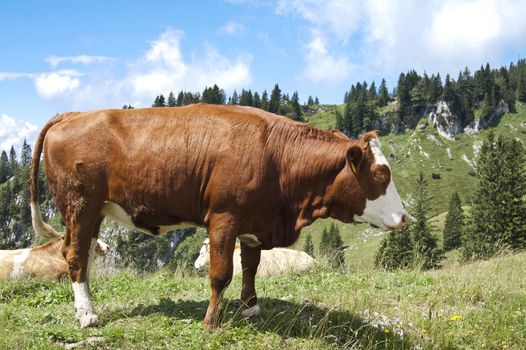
[194,238,315,276]
[29,104,407,329]
[0,237,108,280]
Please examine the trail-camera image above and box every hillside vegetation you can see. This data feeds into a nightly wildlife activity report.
[2,251,525,349]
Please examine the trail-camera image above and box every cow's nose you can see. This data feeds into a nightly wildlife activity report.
[401,213,408,225]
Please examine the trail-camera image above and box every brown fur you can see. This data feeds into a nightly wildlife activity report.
[30,104,392,328]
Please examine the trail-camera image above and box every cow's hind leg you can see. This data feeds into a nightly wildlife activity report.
[62,207,103,328]
[204,214,237,330]
[240,242,262,321]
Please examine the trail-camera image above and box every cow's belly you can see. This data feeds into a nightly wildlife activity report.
[101,201,195,235]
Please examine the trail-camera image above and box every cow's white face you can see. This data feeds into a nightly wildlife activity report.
[353,138,408,231]
[194,238,210,269]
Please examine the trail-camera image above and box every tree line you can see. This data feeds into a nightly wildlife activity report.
[141,58,526,141]
[147,83,316,122]
[336,58,526,138]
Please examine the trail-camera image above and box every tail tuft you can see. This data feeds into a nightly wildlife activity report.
[31,202,62,238]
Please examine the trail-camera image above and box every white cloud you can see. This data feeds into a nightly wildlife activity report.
[34,70,82,99]
[46,55,115,68]
[0,72,34,81]
[302,30,352,84]
[219,21,246,36]
[276,0,526,84]
[0,114,38,153]
[276,0,363,43]
[127,28,252,101]
[0,28,252,109]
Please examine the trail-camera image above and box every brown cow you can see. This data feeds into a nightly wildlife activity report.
[30,104,407,329]
[0,237,108,280]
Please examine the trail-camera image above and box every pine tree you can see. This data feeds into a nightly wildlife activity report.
[167,91,176,107]
[430,73,443,102]
[319,223,345,268]
[268,84,281,114]
[290,91,303,121]
[0,151,9,183]
[246,89,254,106]
[442,74,455,101]
[378,78,389,107]
[20,140,31,168]
[443,192,464,251]
[9,146,18,175]
[153,94,166,107]
[517,71,526,102]
[231,90,239,105]
[202,85,225,104]
[480,91,495,124]
[375,226,413,270]
[261,90,269,111]
[307,96,314,106]
[412,172,443,269]
[239,89,253,106]
[367,81,377,101]
[314,97,319,105]
[463,132,526,259]
[176,91,184,106]
[253,92,261,108]
[319,226,329,257]
[328,223,345,268]
[351,94,366,136]
[410,82,425,105]
[340,98,354,137]
[397,73,411,124]
[303,233,314,257]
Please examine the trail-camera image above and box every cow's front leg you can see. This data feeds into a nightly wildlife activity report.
[240,242,261,322]
[203,214,237,330]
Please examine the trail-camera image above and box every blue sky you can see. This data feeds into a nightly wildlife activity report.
[1,0,526,152]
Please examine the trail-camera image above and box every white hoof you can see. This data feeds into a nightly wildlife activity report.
[241,304,261,318]
[77,310,99,328]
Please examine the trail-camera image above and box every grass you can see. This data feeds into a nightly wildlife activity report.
[2,251,526,349]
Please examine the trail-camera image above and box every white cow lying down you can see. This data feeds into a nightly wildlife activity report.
[194,239,315,276]
[0,238,108,280]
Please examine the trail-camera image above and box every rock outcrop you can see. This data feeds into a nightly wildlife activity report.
[428,101,461,139]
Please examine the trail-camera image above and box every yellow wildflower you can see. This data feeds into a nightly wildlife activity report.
[450,315,463,321]
[437,313,444,318]
[384,329,391,334]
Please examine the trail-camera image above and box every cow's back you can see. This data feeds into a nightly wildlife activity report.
[43,104,283,228]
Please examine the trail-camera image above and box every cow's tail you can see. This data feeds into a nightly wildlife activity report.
[30,114,65,239]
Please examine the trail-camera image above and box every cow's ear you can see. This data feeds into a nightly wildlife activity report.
[346,144,363,174]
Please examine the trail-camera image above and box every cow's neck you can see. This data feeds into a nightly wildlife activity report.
[274,125,348,232]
